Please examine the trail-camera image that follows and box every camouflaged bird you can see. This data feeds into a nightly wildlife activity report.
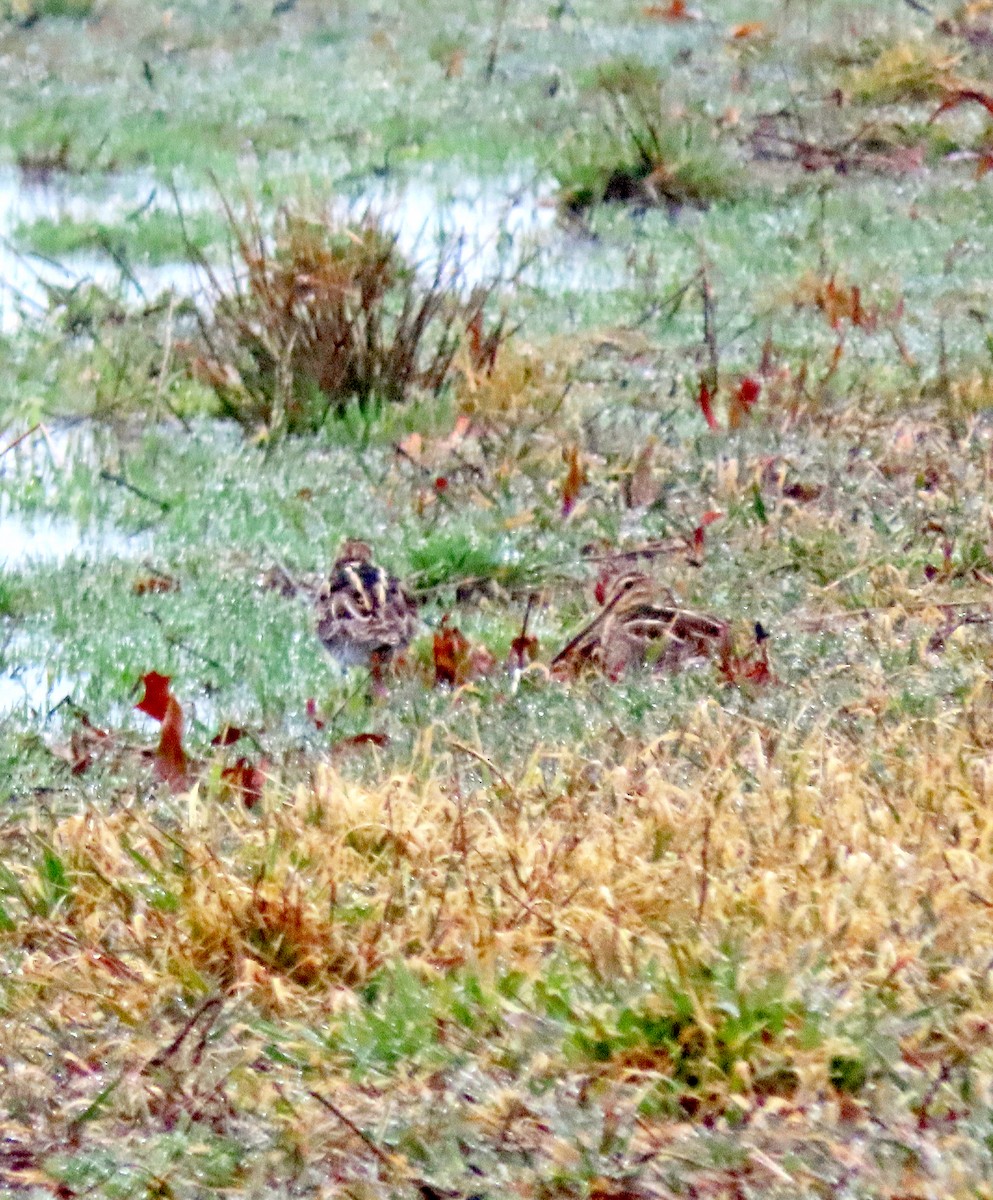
[315,541,418,673]
[551,571,727,678]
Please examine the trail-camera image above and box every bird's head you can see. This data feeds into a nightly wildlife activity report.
[597,571,671,612]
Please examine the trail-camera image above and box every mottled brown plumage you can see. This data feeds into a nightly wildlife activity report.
[315,541,418,670]
[552,571,727,678]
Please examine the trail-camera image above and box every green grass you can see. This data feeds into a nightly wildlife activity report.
[11,208,224,264]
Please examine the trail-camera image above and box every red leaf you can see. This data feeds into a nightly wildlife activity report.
[851,285,865,328]
[697,378,720,431]
[466,310,484,360]
[508,632,540,671]
[728,376,761,429]
[929,88,993,126]
[211,724,246,747]
[221,757,267,809]
[642,0,698,20]
[692,510,722,554]
[136,672,173,722]
[433,616,472,686]
[737,376,761,409]
[718,637,774,687]
[305,698,326,730]
[432,617,494,686]
[155,695,188,790]
[730,20,765,38]
[561,445,586,518]
[332,732,391,752]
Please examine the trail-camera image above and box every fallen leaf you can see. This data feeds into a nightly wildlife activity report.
[51,712,112,775]
[509,632,540,671]
[692,509,722,555]
[132,572,179,596]
[642,0,700,20]
[221,757,267,808]
[728,375,761,428]
[470,642,498,677]
[697,377,720,431]
[730,20,766,38]
[135,673,190,789]
[332,732,390,752]
[433,616,493,686]
[155,695,188,789]
[737,375,761,409]
[561,444,586,518]
[717,628,774,686]
[136,672,172,722]
[434,617,472,686]
[211,725,247,747]
[781,480,823,502]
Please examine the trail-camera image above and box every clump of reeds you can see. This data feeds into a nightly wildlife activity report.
[556,59,744,213]
[191,198,511,436]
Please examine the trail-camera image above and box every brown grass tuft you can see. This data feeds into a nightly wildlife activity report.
[191,197,512,436]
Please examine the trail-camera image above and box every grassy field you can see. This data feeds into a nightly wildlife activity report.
[4,0,993,1195]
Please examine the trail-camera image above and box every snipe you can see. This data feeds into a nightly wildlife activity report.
[551,571,727,678]
[315,540,418,676]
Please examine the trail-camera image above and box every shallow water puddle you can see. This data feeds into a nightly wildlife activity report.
[0,505,149,716]
[0,660,72,719]
[0,168,203,331]
[0,506,150,569]
[0,166,624,331]
[355,169,626,293]
[357,170,556,286]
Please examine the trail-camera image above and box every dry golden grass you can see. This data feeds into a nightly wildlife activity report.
[6,692,993,1192]
[6,697,993,1027]
[846,39,967,104]
[454,338,573,427]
